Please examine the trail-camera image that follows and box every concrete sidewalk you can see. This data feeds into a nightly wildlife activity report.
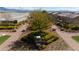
[52,25,79,51]
[0,24,28,51]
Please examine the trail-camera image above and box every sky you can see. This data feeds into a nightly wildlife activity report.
[5,7,79,11]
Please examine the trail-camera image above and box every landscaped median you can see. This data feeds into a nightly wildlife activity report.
[72,36,79,43]
[0,35,10,45]
[10,31,59,50]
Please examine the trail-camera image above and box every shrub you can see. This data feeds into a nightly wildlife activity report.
[21,30,26,32]
[43,33,54,40]
[71,26,79,30]
[31,31,47,37]
[43,32,58,44]
[0,26,16,29]
[12,30,16,32]
[60,28,64,31]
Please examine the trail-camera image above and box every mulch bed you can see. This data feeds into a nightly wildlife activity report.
[43,38,73,51]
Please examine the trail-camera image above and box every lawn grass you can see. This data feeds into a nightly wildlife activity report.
[0,35,10,45]
[72,36,79,42]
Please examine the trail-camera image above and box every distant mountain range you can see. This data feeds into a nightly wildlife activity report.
[0,7,32,13]
[0,7,79,13]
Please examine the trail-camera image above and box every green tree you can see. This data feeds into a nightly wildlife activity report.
[28,11,52,31]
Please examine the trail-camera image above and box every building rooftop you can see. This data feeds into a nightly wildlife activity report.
[57,13,79,18]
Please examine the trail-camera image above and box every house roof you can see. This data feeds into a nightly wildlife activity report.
[57,13,79,18]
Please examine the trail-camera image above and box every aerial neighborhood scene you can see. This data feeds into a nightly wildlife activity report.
[1,7,79,51]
